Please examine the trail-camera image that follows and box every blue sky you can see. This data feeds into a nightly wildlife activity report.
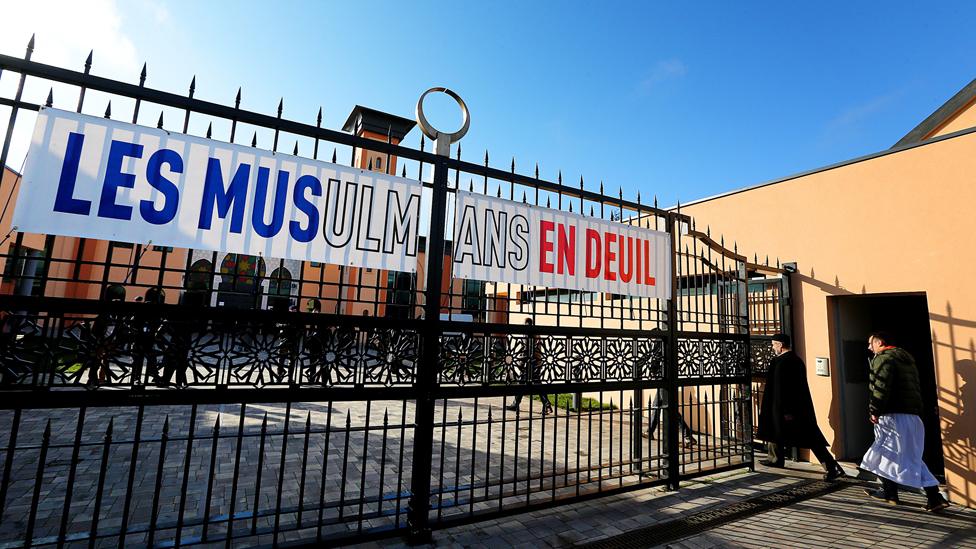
[4,1,976,207]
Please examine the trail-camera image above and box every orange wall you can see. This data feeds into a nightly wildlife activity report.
[929,97,976,139]
[682,130,976,507]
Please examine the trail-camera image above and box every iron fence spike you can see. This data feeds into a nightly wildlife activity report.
[106,417,114,436]
[104,101,111,119]
[84,49,92,71]
[468,180,474,192]
[776,257,780,268]
[600,181,604,193]
[27,34,36,54]
[251,132,257,147]
[206,122,212,139]
[579,175,584,189]
[496,186,501,197]
[383,409,389,423]
[293,142,299,155]
[277,98,284,117]
[332,148,337,163]
[654,195,658,208]
[368,158,373,170]
[162,415,170,433]
[157,112,164,129]
[484,150,489,164]
[511,157,515,172]
[589,205,594,216]
[235,87,242,107]
[569,202,573,213]
[317,106,323,126]
[765,255,770,266]
[215,416,221,432]
[637,191,641,205]
[140,62,147,82]
[189,75,196,94]
[306,412,311,426]
[521,190,527,203]
[546,196,551,208]
[402,165,407,177]
[45,88,53,107]
[420,134,425,150]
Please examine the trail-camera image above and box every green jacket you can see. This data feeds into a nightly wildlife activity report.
[869,347,924,416]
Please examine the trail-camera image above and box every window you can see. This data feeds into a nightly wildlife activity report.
[375,157,383,171]
[520,288,594,303]
[2,244,48,296]
[385,271,415,319]
[462,279,487,316]
[153,245,174,252]
[111,241,134,249]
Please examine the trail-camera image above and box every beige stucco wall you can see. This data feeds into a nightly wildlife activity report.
[929,97,976,139]
[681,129,976,507]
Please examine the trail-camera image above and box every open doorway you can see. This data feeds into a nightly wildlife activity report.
[828,292,944,479]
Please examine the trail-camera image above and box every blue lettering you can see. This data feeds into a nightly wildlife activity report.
[199,158,249,232]
[251,167,289,238]
[290,174,321,242]
[140,149,183,225]
[97,140,143,220]
[52,132,90,215]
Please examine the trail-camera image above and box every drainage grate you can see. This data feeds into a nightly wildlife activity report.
[580,479,850,548]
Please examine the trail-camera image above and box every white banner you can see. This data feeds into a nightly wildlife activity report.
[452,190,672,299]
[13,108,423,272]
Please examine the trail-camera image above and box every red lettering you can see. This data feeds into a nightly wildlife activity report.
[619,235,633,283]
[604,233,616,281]
[643,239,655,286]
[586,229,601,278]
[539,220,555,273]
[557,224,576,275]
[636,237,642,284]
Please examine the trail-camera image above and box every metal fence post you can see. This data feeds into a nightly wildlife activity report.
[665,212,680,490]
[407,88,469,543]
[737,255,754,469]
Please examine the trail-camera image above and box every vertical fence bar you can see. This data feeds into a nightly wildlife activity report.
[666,213,680,489]
[407,146,451,542]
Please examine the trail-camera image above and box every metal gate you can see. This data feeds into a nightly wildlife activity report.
[0,37,788,547]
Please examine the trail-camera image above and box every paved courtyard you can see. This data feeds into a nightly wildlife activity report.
[0,395,746,548]
[351,459,976,549]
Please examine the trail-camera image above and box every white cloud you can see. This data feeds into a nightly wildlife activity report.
[0,0,142,170]
[1,0,139,77]
[636,59,687,95]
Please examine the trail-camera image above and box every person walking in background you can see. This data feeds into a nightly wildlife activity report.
[507,318,553,414]
[642,389,697,447]
[861,331,949,511]
[758,333,846,481]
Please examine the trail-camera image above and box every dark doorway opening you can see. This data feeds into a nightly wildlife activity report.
[829,292,944,479]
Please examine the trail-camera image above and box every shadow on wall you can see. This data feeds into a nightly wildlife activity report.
[790,272,853,461]
[931,302,976,508]
[792,272,973,507]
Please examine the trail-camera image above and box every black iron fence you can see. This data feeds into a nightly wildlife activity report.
[0,37,788,547]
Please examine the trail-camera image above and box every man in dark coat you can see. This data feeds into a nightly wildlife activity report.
[757,333,846,481]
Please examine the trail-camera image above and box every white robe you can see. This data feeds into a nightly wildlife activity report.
[860,413,939,489]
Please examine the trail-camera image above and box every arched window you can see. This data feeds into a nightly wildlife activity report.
[219,254,266,293]
[268,267,293,296]
[267,267,294,311]
[185,259,213,291]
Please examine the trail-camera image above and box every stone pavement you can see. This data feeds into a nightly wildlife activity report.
[351,459,976,549]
